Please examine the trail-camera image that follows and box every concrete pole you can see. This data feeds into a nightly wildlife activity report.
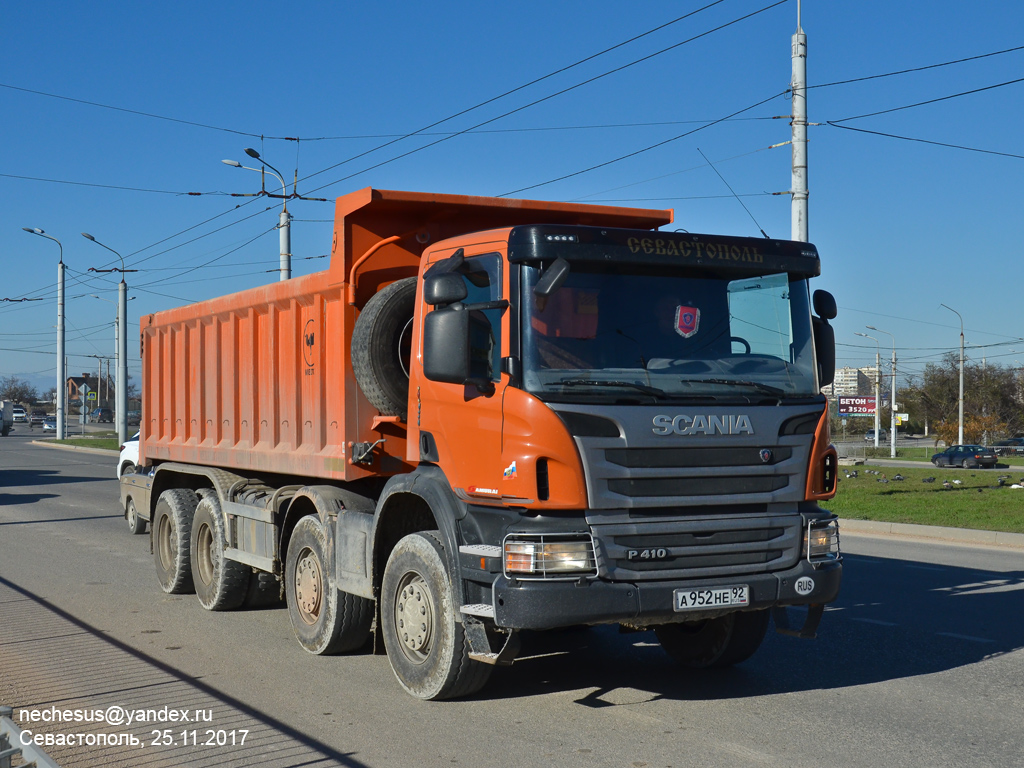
[117,279,128,445]
[791,2,808,242]
[941,304,965,445]
[279,208,292,281]
[890,346,898,458]
[874,351,881,448]
[57,260,66,440]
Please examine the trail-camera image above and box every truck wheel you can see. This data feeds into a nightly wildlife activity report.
[351,277,416,421]
[655,609,770,669]
[190,495,250,611]
[286,516,373,654]
[381,531,492,700]
[153,489,199,594]
[126,497,146,535]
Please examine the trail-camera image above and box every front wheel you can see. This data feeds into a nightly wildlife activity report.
[285,516,373,654]
[962,459,971,469]
[655,609,770,669]
[381,532,491,700]
[126,497,146,535]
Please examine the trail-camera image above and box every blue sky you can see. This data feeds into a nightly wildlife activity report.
[3,0,1022,394]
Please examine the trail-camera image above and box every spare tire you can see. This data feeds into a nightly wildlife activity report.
[352,277,417,421]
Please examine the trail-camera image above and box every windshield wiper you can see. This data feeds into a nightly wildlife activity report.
[559,379,669,398]
[681,378,787,396]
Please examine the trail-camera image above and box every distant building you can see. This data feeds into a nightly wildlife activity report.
[822,366,870,397]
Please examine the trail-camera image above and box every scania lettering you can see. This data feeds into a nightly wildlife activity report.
[120,188,842,700]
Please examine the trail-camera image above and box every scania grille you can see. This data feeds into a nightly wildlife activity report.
[607,475,789,497]
[594,516,802,581]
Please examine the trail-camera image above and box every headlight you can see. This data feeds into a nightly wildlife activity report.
[503,534,597,579]
[805,518,841,565]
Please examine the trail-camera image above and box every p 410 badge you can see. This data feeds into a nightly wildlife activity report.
[626,547,669,561]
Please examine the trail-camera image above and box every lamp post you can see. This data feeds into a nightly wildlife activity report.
[867,325,897,458]
[222,148,291,281]
[22,227,66,440]
[939,304,965,446]
[82,233,133,445]
[855,331,881,448]
[91,294,119,406]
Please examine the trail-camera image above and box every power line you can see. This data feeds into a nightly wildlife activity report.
[826,123,1024,161]
[829,76,1024,123]
[301,0,787,196]
[501,90,786,196]
[810,44,1024,90]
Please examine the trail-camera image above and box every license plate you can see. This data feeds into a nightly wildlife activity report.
[674,585,749,611]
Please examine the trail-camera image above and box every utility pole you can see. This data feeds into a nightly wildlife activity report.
[940,304,965,445]
[791,0,808,242]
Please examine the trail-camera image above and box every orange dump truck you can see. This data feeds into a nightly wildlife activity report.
[120,187,842,699]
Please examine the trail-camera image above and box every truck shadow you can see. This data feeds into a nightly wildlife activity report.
[480,552,1024,702]
[0,468,112,489]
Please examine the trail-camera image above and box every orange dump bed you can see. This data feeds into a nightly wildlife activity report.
[140,188,671,481]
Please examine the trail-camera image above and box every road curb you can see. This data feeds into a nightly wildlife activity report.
[840,518,1024,550]
[30,439,118,457]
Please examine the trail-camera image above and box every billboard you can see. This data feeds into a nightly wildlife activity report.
[837,395,876,415]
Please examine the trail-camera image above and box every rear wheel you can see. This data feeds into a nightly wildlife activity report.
[126,497,146,535]
[381,531,492,700]
[962,459,970,469]
[655,609,770,669]
[190,495,250,611]
[153,489,199,594]
[285,516,373,654]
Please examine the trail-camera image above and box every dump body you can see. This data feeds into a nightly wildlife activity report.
[140,188,670,481]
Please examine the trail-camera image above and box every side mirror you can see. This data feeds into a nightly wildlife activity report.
[533,257,571,298]
[423,305,471,384]
[812,316,836,388]
[813,289,837,320]
[423,272,467,306]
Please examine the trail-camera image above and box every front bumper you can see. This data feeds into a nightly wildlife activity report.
[491,558,840,630]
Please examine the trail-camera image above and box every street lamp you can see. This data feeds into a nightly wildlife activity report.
[22,227,66,440]
[222,148,292,281]
[866,325,897,458]
[82,233,133,445]
[940,304,965,446]
[855,332,882,448]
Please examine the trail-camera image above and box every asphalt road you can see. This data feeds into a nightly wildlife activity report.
[2,434,1022,768]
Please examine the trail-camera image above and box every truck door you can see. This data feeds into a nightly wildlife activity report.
[417,251,509,502]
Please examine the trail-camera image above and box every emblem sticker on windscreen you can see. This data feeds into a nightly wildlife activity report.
[675,306,700,338]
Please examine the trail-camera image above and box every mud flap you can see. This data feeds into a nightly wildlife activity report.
[772,603,824,639]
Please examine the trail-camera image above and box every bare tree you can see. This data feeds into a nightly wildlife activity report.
[0,375,38,406]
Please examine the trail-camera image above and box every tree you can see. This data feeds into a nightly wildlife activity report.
[0,375,38,406]
[901,354,1022,444]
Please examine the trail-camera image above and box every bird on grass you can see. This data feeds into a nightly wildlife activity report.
[942,480,952,489]
[922,477,935,483]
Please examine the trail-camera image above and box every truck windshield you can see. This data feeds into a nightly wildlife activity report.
[521,264,818,401]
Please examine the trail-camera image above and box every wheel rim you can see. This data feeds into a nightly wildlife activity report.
[397,317,414,379]
[196,522,215,586]
[157,514,175,570]
[294,547,323,625]
[393,570,435,664]
[126,500,137,528]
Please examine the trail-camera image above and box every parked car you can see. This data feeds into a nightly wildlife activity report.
[12,406,28,423]
[42,417,57,432]
[91,407,114,423]
[30,409,47,425]
[931,444,998,469]
[126,409,141,426]
[864,428,888,442]
[992,437,1024,456]
[117,431,140,479]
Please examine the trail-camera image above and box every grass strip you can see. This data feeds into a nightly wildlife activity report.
[822,464,1024,534]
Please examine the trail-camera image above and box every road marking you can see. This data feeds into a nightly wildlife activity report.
[935,632,994,644]
[851,618,898,627]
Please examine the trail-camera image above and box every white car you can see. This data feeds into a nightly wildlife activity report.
[117,431,140,479]
[12,406,28,423]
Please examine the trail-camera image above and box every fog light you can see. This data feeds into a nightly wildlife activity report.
[503,534,596,579]
[805,518,841,564]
